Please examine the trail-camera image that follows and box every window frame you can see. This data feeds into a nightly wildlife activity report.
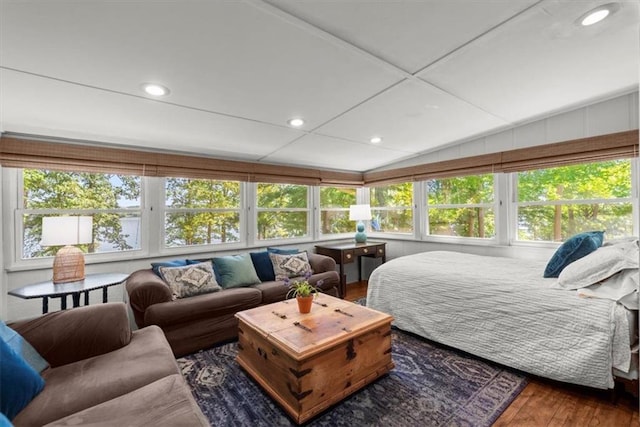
[511,158,637,245]
[368,182,415,237]
[424,174,497,241]
[13,168,147,268]
[317,185,358,240]
[161,177,244,251]
[253,182,312,244]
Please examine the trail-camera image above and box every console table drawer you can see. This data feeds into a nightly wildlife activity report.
[355,244,384,258]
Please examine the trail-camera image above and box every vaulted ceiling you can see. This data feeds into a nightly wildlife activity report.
[1,0,638,172]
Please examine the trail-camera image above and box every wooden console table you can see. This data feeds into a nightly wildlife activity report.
[315,241,386,298]
[8,273,129,314]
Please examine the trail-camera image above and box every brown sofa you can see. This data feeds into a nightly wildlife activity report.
[126,253,340,357]
[9,302,209,427]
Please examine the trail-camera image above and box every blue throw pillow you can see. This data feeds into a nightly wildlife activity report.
[0,338,45,420]
[213,253,262,289]
[151,259,188,276]
[250,251,276,282]
[0,321,48,374]
[543,231,605,278]
[267,247,300,255]
[0,413,12,427]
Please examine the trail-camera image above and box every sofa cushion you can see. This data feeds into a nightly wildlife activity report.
[0,338,45,420]
[213,253,261,288]
[250,251,276,282]
[44,374,209,427]
[145,287,262,327]
[159,262,221,299]
[0,320,48,373]
[269,251,312,280]
[13,326,178,427]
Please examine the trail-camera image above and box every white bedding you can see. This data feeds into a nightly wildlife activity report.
[367,251,636,389]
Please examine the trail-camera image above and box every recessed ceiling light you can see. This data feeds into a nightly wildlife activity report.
[370,136,383,144]
[141,83,170,97]
[287,118,305,127]
[578,3,619,26]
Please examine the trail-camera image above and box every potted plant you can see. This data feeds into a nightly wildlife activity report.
[284,271,323,313]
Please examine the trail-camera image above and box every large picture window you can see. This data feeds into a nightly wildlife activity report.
[426,174,495,238]
[319,186,357,236]
[164,178,241,247]
[369,182,413,234]
[257,183,309,240]
[21,169,142,259]
[515,159,633,241]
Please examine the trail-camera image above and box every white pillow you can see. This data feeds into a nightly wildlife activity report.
[577,269,639,309]
[556,240,638,290]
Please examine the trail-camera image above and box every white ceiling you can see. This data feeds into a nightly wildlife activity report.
[1,0,638,172]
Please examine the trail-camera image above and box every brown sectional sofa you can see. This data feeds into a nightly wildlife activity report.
[126,252,340,357]
[9,302,208,426]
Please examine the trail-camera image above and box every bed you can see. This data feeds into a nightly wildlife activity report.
[366,242,639,390]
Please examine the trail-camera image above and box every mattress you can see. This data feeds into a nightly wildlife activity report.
[367,251,637,389]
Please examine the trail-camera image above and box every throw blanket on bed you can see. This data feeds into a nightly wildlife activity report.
[367,251,632,389]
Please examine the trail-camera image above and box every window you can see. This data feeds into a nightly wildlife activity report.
[515,159,633,241]
[426,174,495,238]
[21,169,142,259]
[369,182,413,233]
[164,178,241,247]
[257,183,309,240]
[319,186,357,236]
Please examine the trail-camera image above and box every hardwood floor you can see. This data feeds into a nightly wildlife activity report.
[345,281,639,427]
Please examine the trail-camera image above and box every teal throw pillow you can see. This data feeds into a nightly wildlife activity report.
[543,231,605,278]
[0,321,48,374]
[213,253,261,289]
[0,338,45,420]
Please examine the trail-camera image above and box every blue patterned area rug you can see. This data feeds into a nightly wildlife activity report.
[178,329,527,426]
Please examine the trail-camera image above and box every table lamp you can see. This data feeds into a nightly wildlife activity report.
[349,204,372,243]
[41,216,93,283]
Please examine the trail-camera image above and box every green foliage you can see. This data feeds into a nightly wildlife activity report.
[370,183,413,233]
[165,178,240,246]
[257,183,308,239]
[22,170,140,258]
[320,187,356,234]
[427,174,495,238]
[517,160,632,241]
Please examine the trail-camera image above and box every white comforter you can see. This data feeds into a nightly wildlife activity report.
[367,251,632,389]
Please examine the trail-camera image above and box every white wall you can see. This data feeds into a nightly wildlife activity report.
[3,91,638,321]
[378,91,639,169]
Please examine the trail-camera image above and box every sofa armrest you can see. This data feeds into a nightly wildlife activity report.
[126,269,173,327]
[8,302,131,368]
[308,253,336,274]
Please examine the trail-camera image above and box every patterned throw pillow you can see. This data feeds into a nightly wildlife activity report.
[269,251,312,281]
[159,262,221,299]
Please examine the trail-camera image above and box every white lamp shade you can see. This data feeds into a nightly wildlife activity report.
[349,204,372,221]
[41,216,93,246]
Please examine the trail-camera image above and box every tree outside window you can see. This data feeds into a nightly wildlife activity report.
[257,183,309,240]
[319,186,357,236]
[426,174,495,238]
[22,169,141,259]
[516,159,632,241]
[369,183,413,233]
[164,178,240,247]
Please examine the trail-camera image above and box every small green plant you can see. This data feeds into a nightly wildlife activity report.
[284,271,323,299]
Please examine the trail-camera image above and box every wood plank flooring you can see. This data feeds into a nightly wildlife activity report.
[345,281,639,426]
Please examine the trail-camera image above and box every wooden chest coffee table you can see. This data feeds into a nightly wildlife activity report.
[235,294,394,424]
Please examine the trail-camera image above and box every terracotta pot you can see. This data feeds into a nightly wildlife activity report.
[296,295,314,313]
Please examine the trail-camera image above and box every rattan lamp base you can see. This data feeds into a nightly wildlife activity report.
[52,245,85,284]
